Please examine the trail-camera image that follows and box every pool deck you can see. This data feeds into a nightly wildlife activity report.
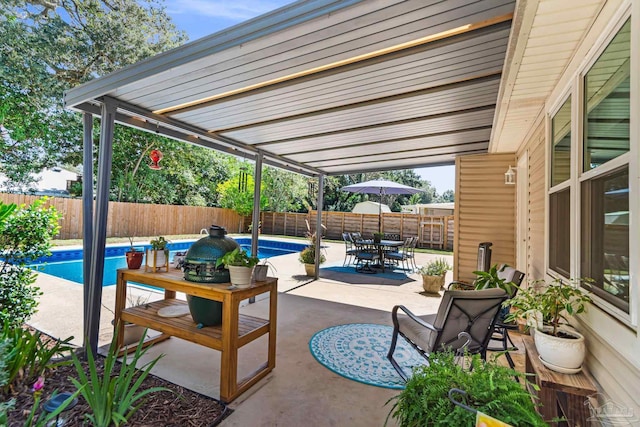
[30,236,525,426]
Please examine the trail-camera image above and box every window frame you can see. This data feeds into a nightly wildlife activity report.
[545,10,636,327]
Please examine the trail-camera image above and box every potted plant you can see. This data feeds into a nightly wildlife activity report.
[253,258,276,281]
[125,237,144,269]
[216,248,260,288]
[417,258,451,293]
[299,245,326,276]
[507,278,592,373]
[386,351,546,426]
[373,232,384,243]
[146,236,169,271]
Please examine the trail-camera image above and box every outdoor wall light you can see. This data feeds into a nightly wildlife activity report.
[504,165,516,185]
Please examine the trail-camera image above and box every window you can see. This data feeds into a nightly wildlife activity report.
[549,188,571,278]
[549,96,572,278]
[551,98,572,187]
[583,19,630,171]
[580,19,631,313]
[581,167,629,312]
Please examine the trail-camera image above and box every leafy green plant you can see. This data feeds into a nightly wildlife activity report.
[70,327,169,427]
[22,377,80,427]
[298,246,326,265]
[216,248,260,268]
[507,278,592,336]
[473,264,517,295]
[386,351,546,426]
[149,236,169,250]
[418,258,451,276]
[0,198,60,325]
[0,322,73,394]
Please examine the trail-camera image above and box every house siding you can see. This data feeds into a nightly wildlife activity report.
[512,0,640,416]
[454,153,516,283]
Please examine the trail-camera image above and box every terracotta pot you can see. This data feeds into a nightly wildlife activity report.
[126,251,144,269]
[228,265,254,288]
[422,274,444,293]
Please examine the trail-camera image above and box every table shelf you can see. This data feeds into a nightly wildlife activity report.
[115,269,278,403]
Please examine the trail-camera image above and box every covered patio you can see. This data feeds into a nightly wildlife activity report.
[60,0,640,423]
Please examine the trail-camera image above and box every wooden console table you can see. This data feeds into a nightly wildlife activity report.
[523,336,596,426]
[115,268,277,403]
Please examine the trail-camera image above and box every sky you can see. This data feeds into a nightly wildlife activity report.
[163,0,456,194]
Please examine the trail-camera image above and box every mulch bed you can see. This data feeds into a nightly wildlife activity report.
[5,329,229,426]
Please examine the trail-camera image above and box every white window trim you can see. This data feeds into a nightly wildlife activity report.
[546,6,635,327]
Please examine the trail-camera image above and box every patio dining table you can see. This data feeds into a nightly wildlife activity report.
[355,239,404,272]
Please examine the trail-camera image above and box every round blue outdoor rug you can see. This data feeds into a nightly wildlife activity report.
[309,323,427,389]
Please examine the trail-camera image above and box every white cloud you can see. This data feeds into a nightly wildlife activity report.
[165,0,288,21]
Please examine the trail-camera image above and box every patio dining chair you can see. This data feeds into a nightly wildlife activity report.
[353,240,380,274]
[387,288,508,381]
[384,237,414,272]
[342,232,358,266]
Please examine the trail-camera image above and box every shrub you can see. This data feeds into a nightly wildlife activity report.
[417,258,451,276]
[0,199,60,325]
[386,351,547,426]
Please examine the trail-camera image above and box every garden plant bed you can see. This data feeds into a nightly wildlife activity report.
[6,347,229,426]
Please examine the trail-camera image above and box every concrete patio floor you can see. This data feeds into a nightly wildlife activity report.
[29,238,525,426]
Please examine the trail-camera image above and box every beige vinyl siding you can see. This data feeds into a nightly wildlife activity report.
[524,122,546,280]
[454,153,516,283]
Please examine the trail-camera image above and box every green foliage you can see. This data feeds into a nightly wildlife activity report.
[0,202,16,224]
[298,246,326,265]
[217,173,267,217]
[215,248,260,268]
[0,322,73,395]
[386,352,547,427]
[70,327,169,427]
[473,264,517,295]
[507,278,592,336]
[149,236,168,250]
[418,258,451,276]
[0,0,186,191]
[262,166,307,212]
[0,198,61,325]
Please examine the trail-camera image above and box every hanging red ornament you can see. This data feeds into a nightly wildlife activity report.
[148,149,163,170]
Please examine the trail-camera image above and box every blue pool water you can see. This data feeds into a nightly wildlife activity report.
[31,238,306,286]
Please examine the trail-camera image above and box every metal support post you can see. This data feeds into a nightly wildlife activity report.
[85,98,116,355]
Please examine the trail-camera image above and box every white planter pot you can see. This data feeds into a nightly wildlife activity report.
[146,249,167,268]
[228,265,254,288]
[534,326,585,372]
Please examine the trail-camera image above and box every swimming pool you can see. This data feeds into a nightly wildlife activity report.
[31,238,306,286]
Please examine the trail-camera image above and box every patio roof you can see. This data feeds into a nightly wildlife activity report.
[64,0,516,177]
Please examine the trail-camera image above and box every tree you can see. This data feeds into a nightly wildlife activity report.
[262,166,307,212]
[0,199,60,325]
[217,174,267,217]
[0,0,187,191]
[436,189,455,203]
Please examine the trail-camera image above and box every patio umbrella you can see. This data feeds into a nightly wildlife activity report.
[341,179,423,233]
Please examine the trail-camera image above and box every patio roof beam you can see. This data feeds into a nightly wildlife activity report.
[74,100,321,177]
[215,74,501,135]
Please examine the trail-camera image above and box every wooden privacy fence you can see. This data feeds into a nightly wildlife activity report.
[0,193,241,240]
[260,211,454,250]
